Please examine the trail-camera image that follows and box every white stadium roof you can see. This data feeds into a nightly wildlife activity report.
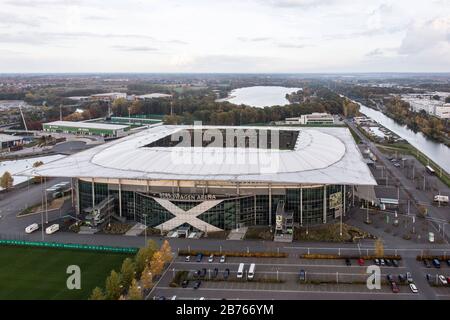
[24,125,377,185]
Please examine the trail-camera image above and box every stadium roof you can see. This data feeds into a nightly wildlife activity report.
[44,121,129,131]
[24,125,377,185]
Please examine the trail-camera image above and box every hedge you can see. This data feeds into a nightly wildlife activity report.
[299,254,402,260]
[178,250,287,258]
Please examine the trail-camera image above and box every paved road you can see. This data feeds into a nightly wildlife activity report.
[346,120,450,242]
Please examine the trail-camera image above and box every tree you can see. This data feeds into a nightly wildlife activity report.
[160,240,173,264]
[150,251,165,277]
[135,240,158,277]
[89,287,106,300]
[105,270,122,300]
[127,279,142,300]
[0,171,14,190]
[140,265,154,290]
[374,239,384,258]
[120,258,136,291]
[33,161,44,167]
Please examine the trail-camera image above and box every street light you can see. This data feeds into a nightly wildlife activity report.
[143,214,148,245]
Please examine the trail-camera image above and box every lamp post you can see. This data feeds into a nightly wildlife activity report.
[143,214,148,245]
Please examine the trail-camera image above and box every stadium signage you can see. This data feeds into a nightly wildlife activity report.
[158,192,217,201]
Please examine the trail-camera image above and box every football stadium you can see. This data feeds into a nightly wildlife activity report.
[27,125,377,234]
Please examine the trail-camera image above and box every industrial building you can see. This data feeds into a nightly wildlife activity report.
[0,134,24,151]
[28,125,377,233]
[42,121,129,138]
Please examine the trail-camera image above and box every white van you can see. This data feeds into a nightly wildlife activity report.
[237,263,245,279]
[25,223,39,234]
[248,263,256,280]
[45,224,60,235]
[429,232,435,243]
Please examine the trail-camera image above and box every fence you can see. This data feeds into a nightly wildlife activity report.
[0,238,138,254]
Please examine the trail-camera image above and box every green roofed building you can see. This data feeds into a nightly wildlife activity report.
[42,121,129,138]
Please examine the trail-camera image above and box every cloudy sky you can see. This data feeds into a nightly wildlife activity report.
[0,0,449,73]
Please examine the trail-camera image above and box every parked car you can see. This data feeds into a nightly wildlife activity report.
[185,256,191,262]
[406,272,413,283]
[299,269,306,281]
[374,259,380,266]
[438,275,448,285]
[208,254,214,263]
[181,280,189,288]
[196,253,203,262]
[391,282,399,293]
[446,259,450,267]
[398,274,406,283]
[213,268,219,278]
[380,259,385,266]
[220,255,226,263]
[194,270,201,277]
[201,268,207,277]
[426,274,432,282]
[193,280,201,289]
[345,258,351,266]
[223,268,230,280]
[392,260,399,267]
[387,274,394,283]
[423,259,431,268]
[409,283,418,293]
[446,277,450,284]
[432,258,441,268]
[386,259,393,266]
[357,258,365,266]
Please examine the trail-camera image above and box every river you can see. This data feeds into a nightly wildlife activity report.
[356,102,450,173]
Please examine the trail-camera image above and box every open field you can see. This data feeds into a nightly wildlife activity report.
[0,246,131,300]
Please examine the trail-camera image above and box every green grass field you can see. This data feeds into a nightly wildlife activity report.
[0,246,132,300]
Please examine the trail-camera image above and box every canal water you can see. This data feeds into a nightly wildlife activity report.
[356,102,450,173]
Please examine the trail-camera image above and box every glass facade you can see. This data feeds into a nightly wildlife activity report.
[78,180,351,230]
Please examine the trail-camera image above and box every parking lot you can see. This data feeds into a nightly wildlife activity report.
[149,254,446,300]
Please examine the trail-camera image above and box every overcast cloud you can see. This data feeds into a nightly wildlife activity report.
[0,0,449,72]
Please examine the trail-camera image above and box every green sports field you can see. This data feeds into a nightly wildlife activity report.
[0,246,132,300]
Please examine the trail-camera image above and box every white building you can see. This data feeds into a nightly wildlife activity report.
[90,92,127,102]
[435,104,450,119]
[285,113,334,125]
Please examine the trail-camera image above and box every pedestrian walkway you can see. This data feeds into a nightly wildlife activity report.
[125,223,146,236]
[227,227,248,240]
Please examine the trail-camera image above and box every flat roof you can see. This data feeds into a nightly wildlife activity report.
[43,121,129,131]
[24,125,377,185]
[138,93,172,99]
[0,133,23,142]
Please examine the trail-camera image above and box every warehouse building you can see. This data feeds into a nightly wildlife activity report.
[42,121,129,138]
[28,125,376,233]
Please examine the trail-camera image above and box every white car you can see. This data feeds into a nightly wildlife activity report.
[185,256,190,262]
[25,223,39,234]
[208,254,214,263]
[438,275,448,285]
[220,255,226,263]
[409,283,418,293]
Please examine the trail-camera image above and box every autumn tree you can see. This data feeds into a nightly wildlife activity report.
[160,240,173,264]
[140,265,154,290]
[0,171,14,190]
[150,251,165,277]
[374,239,384,258]
[127,279,142,300]
[105,270,121,300]
[135,240,158,277]
[89,287,106,300]
[120,258,136,292]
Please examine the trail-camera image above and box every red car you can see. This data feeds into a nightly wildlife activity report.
[391,282,400,293]
[358,258,365,266]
